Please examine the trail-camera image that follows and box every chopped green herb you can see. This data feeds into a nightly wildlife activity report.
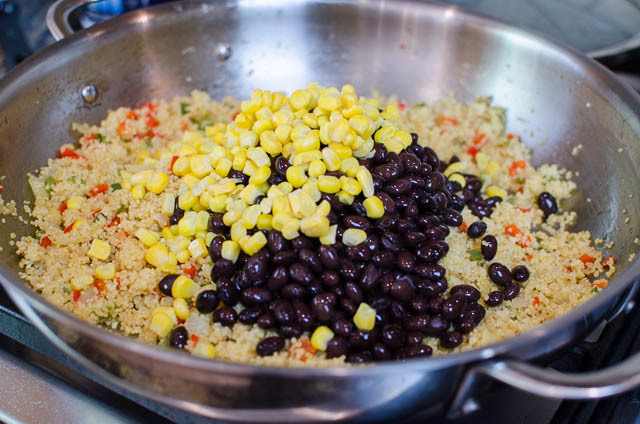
[43,176,56,194]
[67,176,77,184]
[93,212,107,222]
[145,138,153,148]
[544,175,557,181]
[116,168,123,176]
[180,102,190,115]
[111,183,122,191]
[190,115,213,131]
[506,198,516,205]
[115,204,126,215]
[62,286,70,294]
[469,249,483,261]
[96,133,107,143]
[97,304,118,326]
[515,177,525,184]
[80,178,86,185]
[35,229,45,240]
[412,102,426,108]
[592,287,599,293]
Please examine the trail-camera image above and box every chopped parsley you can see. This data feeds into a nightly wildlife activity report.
[115,204,126,215]
[544,175,557,182]
[412,102,426,108]
[43,176,55,195]
[180,102,190,115]
[506,198,517,205]
[96,133,108,143]
[62,286,70,294]
[67,176,77,184]
[93,212,107,222]
[592,287,599,293]
[111,183,122,191]
[145,138,153,148]
[190,115,213,131]
[515,177,525,184]
[469,249,483,261]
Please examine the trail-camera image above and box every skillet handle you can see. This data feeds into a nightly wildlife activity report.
[448,353,640,418]
[46,0,98,41]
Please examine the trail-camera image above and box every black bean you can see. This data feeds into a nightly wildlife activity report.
[311,292,337,322]
[340,298,357,316]
[456,317,477,334]
[238,306,262,324]
[246,254,268,280]
[469,201,491,218]
[229,169,249,185]
[372,144,389,164]
[420,147,439,168]
[326,337,349,358]
[195,290,219,313]
[346,245,371,261]
[340,260,359,280]
[463,303,486,325]
[383,178,411,196]
[305,282,323,297]
[503,282,520,300]
[409,297,428,313]
[416,242,446,264]
[538,192,558,217]
[292,301,313,329]
[170,326,188,349]
[272,251,296,266]
[433,192,448,211]
[240,287,272,305]
[381,325,405,349]
[279,325,303,338]
[400,152,422,174]
[464,176,482,193]
[415,264,446,280]
[404,231,426,247]
[423,226,445,241]
[486,291,504,307]
[273,301,295,325]
[424,172,446,192]
[407,175,425,188]
[332,319,353,338]
[372,343,392,361]
[488,263,512,287]
[345,282,364,303]
[467,221,487,239]
[381,232,403,253]
[404,344,433,358]
[405,314,430,332]
[158,274,178,296]
[390,301,408,321]
[317,245,340,269]
[212,259,235,280]
[428,297,445,314]
[349,330,376,351]
[208,212,225,233]
[299,249,323,273]
[213,307,237,327]
[267,266,289,291]
[257,313,275,329]
[512,265,530,283]
[372,164,400,181]
[257,336,285,356]
[449,284,481,302]
[396,251,415,272]
[350,201,368,217]
[440,331,463,349]
[442,295,467,320]
[275,156,291,175]
[208,236,224,260]
[267,230,287,253]
[481,235,498,261]
[424,315,449,336]
[486,196,502,207]
[390,278,415,302]
[442,208,463,226]
[289,263,313,285]
[396,218,416,233]
[406,332,424,346]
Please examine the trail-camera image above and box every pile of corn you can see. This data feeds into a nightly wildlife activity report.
[120,83,413,277]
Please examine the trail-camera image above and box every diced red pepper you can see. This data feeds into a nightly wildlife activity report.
[108,216,121,227]
[73,290,81,302]
[142,102,155,112]
[466,145,480,159]
[180,121,189,131]
[178,318,185,325]
[472,132,486,145]
[526,255,533,261]
[39,236,52,247]
[146,114,159,128]
[116,277,121,288]
[508,160,527,176]
[117,121,127,138]
[506,133,515,140]
[93,279,106,294]
[458,222,468,233]
[300,337,317,355]
[397,102,406,111]
[505,224,530,247]
[0,186,2,194]
[89,184,108,197]
[580,254,595,264]
[191,334,199,347]
[126,110,139,120]
[533,296,540,307]
[59,202,68,214]
[231,110,240,120]
[60,148,80,159]
[63,221,77,233]
[182,265,196,278]
[516,207,531,213]
[595,281,607,289]
[566,266,573,272]
[170,155,179,173]
[439,115,458,125]
[85,133,97,141]
[517,186,524,194]
[90,209,102,218]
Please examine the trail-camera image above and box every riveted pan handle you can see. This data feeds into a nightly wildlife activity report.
[46,0,98,41]
[449,353,640,418]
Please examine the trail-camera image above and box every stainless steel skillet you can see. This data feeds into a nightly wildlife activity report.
[1,0,640,421]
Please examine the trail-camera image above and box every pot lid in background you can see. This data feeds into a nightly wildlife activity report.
[438,0,640,59]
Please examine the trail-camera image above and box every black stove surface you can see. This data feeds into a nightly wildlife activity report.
[1,1,640,423]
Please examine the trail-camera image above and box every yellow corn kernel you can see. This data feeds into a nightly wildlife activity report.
[308,159,326,178]
[281,219,300,240]
[448,173,466,188]
[310,326,335,351]
[348,115,370,136]
[249,166,271,185]
[192,341,215,358]
[340,176,362,196]
[189,155,212,178]
[95,262,116,280]
[87,239,111,261]
[339,157,359,176]
[381,104,400,121]
[173,297,190,320]
[235,112,254,130]
[274,124,292,143]
[172,275,199,298]
[232,150,247,170]
[221,240,240,263]
[176,250,191,264]
[162,227,174,241]
[317,94,341,111]
[341,104,361,119]
[337,190,354,205]
[302,180,321,203]
[363,196,385,219]
[321,147,341,171]
[214,157,232,177]
[247,147,270,167]
[290,89,312,110]
[150,312,173,337]
[205,232,216,246]
[343,228,367,246]
[256,214,273,231]
[285,165,307,188]
[300,215,330,238]
[172,157,190,176]
[277,181,293,194]
[271,212,292,232]
[70,275,93,291]
[67,196,83,210]
[260,131,282,156]
[131,183,146,200]
[373,125,395,144]
[210,179,236,196]
[199,192,212,208]
[240,231,267,256]
[240,204,261,229]
[394,130,413,148]
[178,191,197,210]
[161,194,175,215]
[271,92,284,111]
[242,159,258,176]
[319,224,337,245]
[293,132,320,153]
[221,211,240,228]
[302,113,318,129]
[288,189,316,218]
[331,143,352,160]
[272,196,292,216]
[182,174,200,189]
[145,172,169,194]
[486,185,506,199]
[353,137,374,158]
[330,119,350,143]
[316,175,340,194]
[209,194,228,212]
[384,139,403,154]
[145,243,177,272]
[188,238,207,259]
[292,150,322,166]
[356,167,375,197]
[130,170,154,186]
[485,161,501,176]
[444,162,463,178]
[353,302,376,331]
[178,216,196,237]
[135,228,160,247]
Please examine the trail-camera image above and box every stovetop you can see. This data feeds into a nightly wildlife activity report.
[1,1,640,423]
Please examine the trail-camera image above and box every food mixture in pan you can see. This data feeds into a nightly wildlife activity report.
[13,84,615,365]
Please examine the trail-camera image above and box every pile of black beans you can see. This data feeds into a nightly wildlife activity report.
[162,133,544,362]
